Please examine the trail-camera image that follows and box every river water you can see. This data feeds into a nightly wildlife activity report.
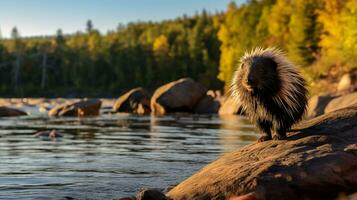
[0,105,258,199]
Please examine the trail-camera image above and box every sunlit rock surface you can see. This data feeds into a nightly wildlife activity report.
[167,104,357,200]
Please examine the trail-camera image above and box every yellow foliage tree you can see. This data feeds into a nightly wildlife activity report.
[267,0,292,48]
[318,0,357,74]
[153,35,169,58]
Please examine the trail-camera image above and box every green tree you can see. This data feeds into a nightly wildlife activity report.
[86,19,94,33]
[287,0,321,66]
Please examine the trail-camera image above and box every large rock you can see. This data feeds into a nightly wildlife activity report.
[48,99,101,117]
[167,105,357,200]
[151,78,206,115]
[0,106,27,117]
[218,97,243,115]
[113,88,151,114]
[324,91,357,114]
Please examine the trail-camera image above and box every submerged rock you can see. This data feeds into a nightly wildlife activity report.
[34,130,63,139]
[48,99,101,117]
[167,104,357,200]
[151,78,206,115]
[113,87,151,114]
[0,106,27,117]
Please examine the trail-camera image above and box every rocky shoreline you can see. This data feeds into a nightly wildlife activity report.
[1,77,357,199]
[0,77,238,117]
[1,76,357,118]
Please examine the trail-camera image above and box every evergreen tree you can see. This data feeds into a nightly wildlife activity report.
[86,19,94,33]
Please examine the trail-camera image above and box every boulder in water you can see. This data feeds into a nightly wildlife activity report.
[48,99,101,117]
[113,87,151,114]
[151,78,206,115]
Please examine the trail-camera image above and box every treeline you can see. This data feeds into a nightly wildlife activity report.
[0,11,223,96]
[218,0,357,88]
[0,0,356,97]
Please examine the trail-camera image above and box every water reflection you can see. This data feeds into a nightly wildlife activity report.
[0,107,258,199]
[218,115,259,152]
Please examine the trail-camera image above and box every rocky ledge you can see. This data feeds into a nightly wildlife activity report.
[126,104,357,200]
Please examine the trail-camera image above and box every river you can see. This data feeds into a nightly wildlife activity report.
[0,104,258,199]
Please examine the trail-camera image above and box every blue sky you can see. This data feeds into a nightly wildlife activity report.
[0,0,244,38]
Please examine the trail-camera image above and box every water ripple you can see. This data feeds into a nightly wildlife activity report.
[0,107,258,199]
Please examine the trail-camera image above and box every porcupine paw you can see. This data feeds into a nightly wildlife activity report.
[258,135,272,142]
[272,134,287,140]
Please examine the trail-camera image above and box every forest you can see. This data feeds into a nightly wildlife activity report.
[0,0,356,97]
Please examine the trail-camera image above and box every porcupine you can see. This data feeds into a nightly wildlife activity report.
[230,47,308,141]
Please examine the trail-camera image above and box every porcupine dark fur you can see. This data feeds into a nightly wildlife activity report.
[230,47,308,141]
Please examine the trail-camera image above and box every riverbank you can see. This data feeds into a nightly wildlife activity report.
[122,104,357,200]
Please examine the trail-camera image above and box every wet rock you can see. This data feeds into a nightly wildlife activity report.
[194,94,221,114]
[167,104,357,200]
[307,94,336,118]
[48,99,102,117]
[324,91,357,114]
[34,130,64,138]
[34,130,64,141]
[136,188,168,200]
[113,88,151,114]
[151,78,206,115]
[218,97,243,115]
[0,106,27,117]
